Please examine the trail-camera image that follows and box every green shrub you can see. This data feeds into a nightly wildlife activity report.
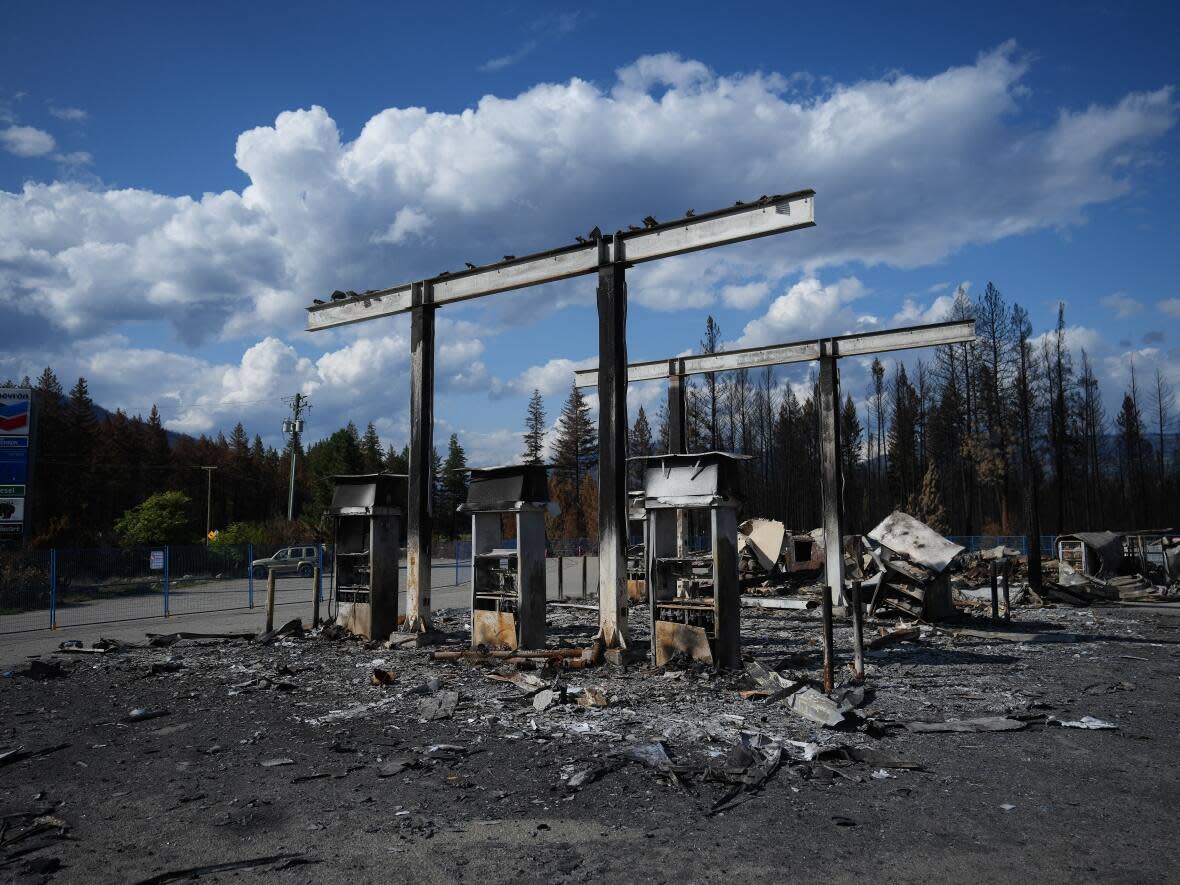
[114,491,193,546]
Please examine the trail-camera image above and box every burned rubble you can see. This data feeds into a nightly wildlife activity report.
[4,557,1178,882]
[3,503,1178,881]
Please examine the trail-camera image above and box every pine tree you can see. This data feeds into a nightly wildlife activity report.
[654,400,670,454]
[229,422,249,459]
[887,365,919,508]
[627,406,653,489]
[360,422,383,473]
[552,383,597,538]
[145,405,170,464]
[522,389,546,465]
[700,317,722,449]
[384,444,409,474]
[62,377,100,541]
[913,463,948,534]
[1116,388,1148,526]
[839,395,864,531]
[440,433,469,538]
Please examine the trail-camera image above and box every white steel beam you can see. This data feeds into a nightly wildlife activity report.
[307,285,413,332]
[305,191,815,331]
[573,320,975,388]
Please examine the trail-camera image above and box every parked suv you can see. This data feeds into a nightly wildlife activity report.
[252,545,318,579]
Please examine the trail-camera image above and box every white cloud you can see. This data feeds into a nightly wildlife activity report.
[481,41,539,73]
[1030,324,1105,357]
[721,281,770,310]
[736,276,868,347]
[1,125,55,157]
[491,356,596,399]
[454,428,523,466]
[374,205,432,244]
[0,44,1177,448]
[479,11,585,73]
[1158,298,1180,318]
[892,293,956,325]
[53,150,93,166]
[0,43,1173,355]
[48,105,88,122]
[1100,292,1143,317]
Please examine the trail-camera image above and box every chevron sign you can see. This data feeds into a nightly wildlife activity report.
[0,390,30,436]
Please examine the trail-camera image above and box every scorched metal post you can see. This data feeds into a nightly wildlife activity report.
[818,341,846,606]
[596,235,629,650]
[406,281,435,633]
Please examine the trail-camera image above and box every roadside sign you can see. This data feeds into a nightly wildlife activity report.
[0,390,31,543]
[0,389,30,436]
[0,437,29,492]
[150,549,165,570]
[0,497,24,522]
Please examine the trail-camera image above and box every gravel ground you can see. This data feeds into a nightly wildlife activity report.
[2,601,1178,884]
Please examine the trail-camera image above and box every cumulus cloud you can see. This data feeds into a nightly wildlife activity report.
[721,281,770,310]
[1,42,1174,356]
[892,293,956,325]
[1159,298,1180,317]
[1,43,1176,445]
[1,124,55,157]
[1100,292,1143,317]
[491,356,597,399]
[374,205,432,244]
[736,276,869,347]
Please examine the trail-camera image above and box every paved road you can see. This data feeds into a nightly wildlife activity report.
[0,556,599,668]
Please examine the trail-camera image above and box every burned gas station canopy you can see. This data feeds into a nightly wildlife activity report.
[458,464,549,512]
[328,473,407,516]
[631,452,752,509]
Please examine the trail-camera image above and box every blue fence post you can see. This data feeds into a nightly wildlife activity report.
[49,548,57,629]
[316,543,324,602]
[247,542,254,608]
[163,545,171,617]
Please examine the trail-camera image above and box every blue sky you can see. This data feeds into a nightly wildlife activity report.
[1,0,1177,462]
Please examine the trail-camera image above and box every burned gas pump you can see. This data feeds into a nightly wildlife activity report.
[328,473,406,640]
[460,464,550,650]
[635,452,749,669]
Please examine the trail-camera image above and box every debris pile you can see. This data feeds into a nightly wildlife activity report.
[737,519,823,590]
[858,511,963,621]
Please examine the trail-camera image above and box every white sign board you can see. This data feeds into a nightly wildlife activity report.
[0,496,23,522]
[0,388,31,436]
[150,549,165,570]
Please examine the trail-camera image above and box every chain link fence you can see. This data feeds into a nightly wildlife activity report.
[5,533,1053,634]
[0,540,482,635]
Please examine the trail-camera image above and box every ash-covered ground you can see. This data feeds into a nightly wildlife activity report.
[2,602,1179,884]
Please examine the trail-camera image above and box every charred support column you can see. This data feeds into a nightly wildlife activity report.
[712,506,740,671]
[405,282,435,633]
[597,236,629,649]
[668,363,688,558]
[818,342,846,606]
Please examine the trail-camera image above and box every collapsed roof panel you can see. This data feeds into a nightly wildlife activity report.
[867,511,964,574]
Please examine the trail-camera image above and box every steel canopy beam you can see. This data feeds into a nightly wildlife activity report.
[305,191,815,331]
[573,319,976,388]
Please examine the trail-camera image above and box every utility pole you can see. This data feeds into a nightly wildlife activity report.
[282,393,307,521]
[201,466,217,545]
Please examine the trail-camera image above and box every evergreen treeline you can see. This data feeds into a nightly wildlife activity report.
[7,281,1175,548]
[538,283,1177,541]
[1,368,472,548]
